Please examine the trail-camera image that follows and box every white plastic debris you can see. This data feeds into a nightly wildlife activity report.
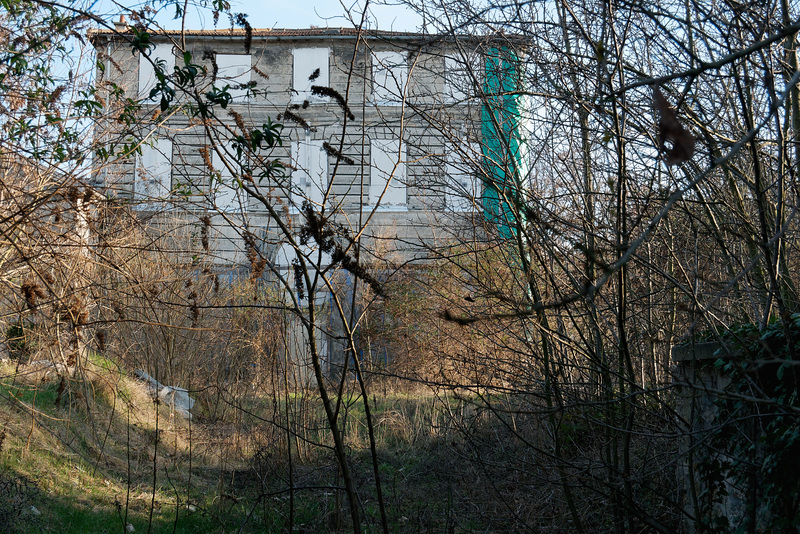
[134,370,195,419]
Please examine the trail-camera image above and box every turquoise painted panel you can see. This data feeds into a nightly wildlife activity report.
[481,47,525,240]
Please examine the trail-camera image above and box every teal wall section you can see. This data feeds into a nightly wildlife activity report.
[481,47,526,240]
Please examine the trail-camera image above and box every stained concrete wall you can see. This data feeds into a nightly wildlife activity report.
[90,28,487,381]
[91,29,482,266]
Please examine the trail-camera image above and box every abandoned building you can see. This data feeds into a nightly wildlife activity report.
[88,24,528,377]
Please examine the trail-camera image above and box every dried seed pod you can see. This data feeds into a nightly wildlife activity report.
[653,86,695,166]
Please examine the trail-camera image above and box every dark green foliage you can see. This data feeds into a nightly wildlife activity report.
[701,315,800,532]
[228,118,285,185]
[174,51,204,88]
[6,320,35,360]
[205,86,233,109]
[0,470,38,534]
[232,118,283,156]
[128,26,153,55]
[149,57,176,111]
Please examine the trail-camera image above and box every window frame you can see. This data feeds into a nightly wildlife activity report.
[369,138,407,210]
[214,54,252,102]
[134,137,173,210]
[372,51,408,105]
[138,43,175,100]
[292,48,330,103]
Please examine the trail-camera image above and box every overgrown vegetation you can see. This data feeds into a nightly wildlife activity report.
[692,316,800,533]
[4,354,599,533]
[1,0,800,532]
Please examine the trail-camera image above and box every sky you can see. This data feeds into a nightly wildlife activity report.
[114,0,424,33]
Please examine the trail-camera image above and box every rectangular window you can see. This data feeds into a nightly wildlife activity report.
[211,148,246,213]
[139,43,174,99]
[372,51,407,105]
[215,54,251,101]
[369,139,406,208]
[444,56,482,103]
[445,142,481,211]
[135,137,173,209]
[292,48,330,103]
[291,140,328,209]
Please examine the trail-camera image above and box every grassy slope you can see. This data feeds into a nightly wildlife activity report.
[0,357,509,533]
[0,357,279,533]
[1,351,638,533]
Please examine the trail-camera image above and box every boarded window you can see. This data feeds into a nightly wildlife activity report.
[372,51,407,104]
[445,142,481,211]
[369,138,406,208]
[139,43,174,99]
[292,48,330,103]
[215,54,251,101]
[291,140,328,208]
[135,137,172,209]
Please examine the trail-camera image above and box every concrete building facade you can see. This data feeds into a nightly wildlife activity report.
[89,24,497,379]
[90,26,486,269]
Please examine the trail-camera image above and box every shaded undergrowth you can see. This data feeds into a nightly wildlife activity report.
[0,356,681,533]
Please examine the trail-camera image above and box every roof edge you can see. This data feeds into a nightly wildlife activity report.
[88,26,430,38]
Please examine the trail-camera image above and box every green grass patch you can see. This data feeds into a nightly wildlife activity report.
[1,380,60,409]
